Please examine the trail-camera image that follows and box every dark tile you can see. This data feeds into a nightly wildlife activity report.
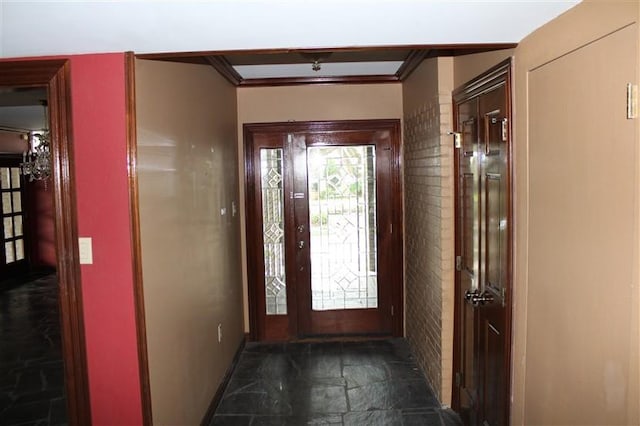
[342,364,388,388]
[49,397,67,425]
[252,414,343,425]
[245,342,286,354]
[440,408,463,426]
[295,354,342,380]
[210,414,253,425]
[343,409,402,425]
[1,274,66,426]
[289,384,347,414]
[402,409,443,426]
[214,338,443,425]
[0,399,50,424]
[347,379,440,411]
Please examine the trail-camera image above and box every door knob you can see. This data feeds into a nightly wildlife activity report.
[470,291,494,307]
[465,289,479,301]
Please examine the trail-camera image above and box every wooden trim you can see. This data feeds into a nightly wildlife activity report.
[0,59,92,425]
[138,44,516,87]
[125,52,154,426]
[238,75,399,87]
[395,49,430,80]
[200,334,248,425]
[204,55,243,86]
[136,43,517,60]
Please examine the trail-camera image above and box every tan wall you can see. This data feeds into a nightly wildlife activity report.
[135,59,244,424]
[512,1,640,424]
[236,83,403,331]
[453,49,514,89]
[402,57,455,405]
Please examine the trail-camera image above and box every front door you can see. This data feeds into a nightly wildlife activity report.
[245,120,403,341]
[452,60,513,426]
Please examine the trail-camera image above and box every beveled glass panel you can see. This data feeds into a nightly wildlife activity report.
[260,148,287,315]
[4,217,13,238]
[10,168,20,189]
[14,215,23,236]
[307,145,378,311]
[0,168,9,189]
[5,242,14,263]
[12,192,21,213]
[2,193,11,214]
[15,239,24,261]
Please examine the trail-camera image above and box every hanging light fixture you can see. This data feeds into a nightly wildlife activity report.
[21,100,51,182]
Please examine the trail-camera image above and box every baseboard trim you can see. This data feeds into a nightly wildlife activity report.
[200,333,248,426]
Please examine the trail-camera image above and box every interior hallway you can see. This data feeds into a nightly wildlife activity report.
[211,339,461,426]
[0,274,67,426]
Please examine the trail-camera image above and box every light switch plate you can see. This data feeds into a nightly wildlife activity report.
[78,237,93,264]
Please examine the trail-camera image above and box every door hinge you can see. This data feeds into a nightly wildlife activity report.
[627,83,638,119]
[455,372,463,387]
[391,305,394,316]
[448,131,462,148]
[455,255,462,271]
[501,287,507,307]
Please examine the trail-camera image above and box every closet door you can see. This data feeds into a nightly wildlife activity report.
[452,61,512,426]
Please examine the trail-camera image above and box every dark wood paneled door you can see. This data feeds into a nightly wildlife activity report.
[245,120,403,341]
[452,60,513,426]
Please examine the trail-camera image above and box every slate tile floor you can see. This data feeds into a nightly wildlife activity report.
[0,274,67,426]
[212,339,462,425]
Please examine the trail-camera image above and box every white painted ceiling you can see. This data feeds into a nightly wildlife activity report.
[0,1,580,59]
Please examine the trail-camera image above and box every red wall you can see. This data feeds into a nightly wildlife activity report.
[68,54,143,425]
[27,180,56,268]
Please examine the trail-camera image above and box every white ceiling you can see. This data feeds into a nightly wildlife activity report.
[0,1,580,58]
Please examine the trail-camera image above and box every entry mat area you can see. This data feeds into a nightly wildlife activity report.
[211,338,462,425]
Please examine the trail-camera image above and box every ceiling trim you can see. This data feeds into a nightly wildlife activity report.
[395,49,431,81]
[204,56,242,86]
[238,75,400,87]
[137,43,517,87]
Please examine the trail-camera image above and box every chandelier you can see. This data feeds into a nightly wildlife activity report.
[21,101,51,182]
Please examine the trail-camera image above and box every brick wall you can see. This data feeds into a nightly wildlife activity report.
[403,57,455,405]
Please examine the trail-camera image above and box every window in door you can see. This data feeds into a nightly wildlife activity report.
[1,164,27,267]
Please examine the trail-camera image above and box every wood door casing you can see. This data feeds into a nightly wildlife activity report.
[452,60,513,426]
[244,120,403,341]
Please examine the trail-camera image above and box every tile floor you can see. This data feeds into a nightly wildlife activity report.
[212,339,462,426]
[0,274,67,426]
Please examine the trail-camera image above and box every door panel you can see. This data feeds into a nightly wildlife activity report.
[453,61,512,426]
[245,121,402,341]
[456,97,480,425]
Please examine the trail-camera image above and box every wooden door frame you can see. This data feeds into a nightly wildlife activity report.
[0,60,92,425]
[451,59,514,422]
[244,119,404,341]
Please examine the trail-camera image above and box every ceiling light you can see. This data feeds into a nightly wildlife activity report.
[21,100,51,182]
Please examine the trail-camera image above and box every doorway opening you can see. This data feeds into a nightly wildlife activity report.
[244,120,403,341]
[0,60,91,425]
